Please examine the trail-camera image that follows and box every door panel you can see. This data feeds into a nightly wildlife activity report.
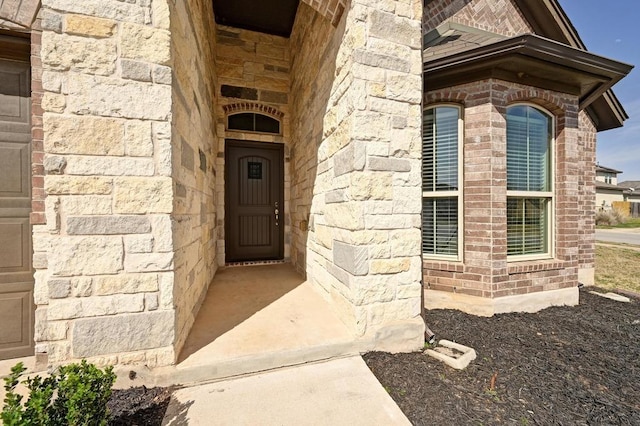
[0,58,34,360]
[226,141,284,262]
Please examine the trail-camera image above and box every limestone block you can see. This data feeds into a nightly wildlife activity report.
[370,258,411,274]
[33,253,48,269]
[41,9,63,32]
[45,176,112,195]
[120,23,170,65]
[324,202,364,231]
[65,14,116,37]
[44,114,124,155]
[42,71,63,93]
[392,186,422,214]
[42,93,66,113]
[47,298,83,320]
[152,65,172,85]
[89,294,146,316]
[72,311,174,357]
[64,156,154,176]
[333,240,368,276]
[94,274,158,295]
[35,310,68,341]
[368,157,411,172]
[124,235,154,253]
[151,215,173,252]
[145,293,159,311]
[49,236,123,276]
[124,253,174,273]
[34,270,50,305]
[387,73,422,104]
[151,0,170,29]
[390,229,421,256]
[158,272,174,309]
[369,10,421,49]
[67,74,171,120]
[44,155,67,175]
[41,0,147,24]
[71,277,93,297]
[121,59,152,82]
[42,32,117,76]
[60,196,112,215]
[152,122,172,176]
[67,215,151,235]
[396,284,422,299]
[350,172,393,200]
[48,278,71,299]
[125,120,154,157]
[114,177,173,214]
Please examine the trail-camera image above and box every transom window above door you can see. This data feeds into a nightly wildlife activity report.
[228,112,281,135]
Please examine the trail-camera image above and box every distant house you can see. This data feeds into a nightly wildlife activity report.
[618,180,640,203]
[595,165,627,210]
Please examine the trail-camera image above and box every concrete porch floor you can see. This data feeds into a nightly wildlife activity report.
[139,263,369,387]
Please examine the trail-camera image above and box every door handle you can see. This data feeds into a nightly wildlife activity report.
[275,208,279,226]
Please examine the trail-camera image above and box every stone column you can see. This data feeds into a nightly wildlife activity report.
[306,0,425,351]
[34,0,177,368]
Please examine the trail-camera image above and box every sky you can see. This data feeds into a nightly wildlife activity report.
[558,0,640,182]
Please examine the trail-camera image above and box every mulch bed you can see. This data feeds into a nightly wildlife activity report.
[364,288,640,425]
[108,385,176,425]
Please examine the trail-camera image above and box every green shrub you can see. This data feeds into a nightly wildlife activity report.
[1,360,116,426]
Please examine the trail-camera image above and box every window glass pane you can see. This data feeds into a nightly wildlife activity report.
[507,198,548,255]
[423,107,458,192]
[229,113,280,134]
[228,113,254,131]
[255,114,280,134]
[422,197,458,256]
[507,106,551,192]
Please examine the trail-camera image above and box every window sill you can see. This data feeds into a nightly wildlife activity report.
[423,258,464,273]
[508,259,566,275]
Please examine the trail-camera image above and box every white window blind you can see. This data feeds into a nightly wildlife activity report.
[422,106,461,258]
[506,105,553,257]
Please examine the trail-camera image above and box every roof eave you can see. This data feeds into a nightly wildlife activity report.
[424,35,633,131]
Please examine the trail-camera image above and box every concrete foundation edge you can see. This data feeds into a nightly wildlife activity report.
[424,287,579,317]
[578,267,595,286]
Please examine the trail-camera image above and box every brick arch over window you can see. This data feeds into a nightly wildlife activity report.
[223,103,285,120]
[505,89,568,119]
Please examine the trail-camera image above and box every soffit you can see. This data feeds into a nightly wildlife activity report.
[212,0,300,37]
[513,0,632,130]
[424,32,633,112]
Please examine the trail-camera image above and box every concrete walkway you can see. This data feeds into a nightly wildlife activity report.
[162,356,411,426]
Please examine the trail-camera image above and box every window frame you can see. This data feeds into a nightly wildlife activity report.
[226,112,282,135]
[506,103,555,261]
[422,104,464,261]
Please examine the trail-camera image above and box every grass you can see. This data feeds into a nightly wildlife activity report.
[597,217,640,229]
[595,244,640,293]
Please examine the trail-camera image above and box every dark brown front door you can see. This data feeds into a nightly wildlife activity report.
[225,140,284,262]
[0,56,34,360]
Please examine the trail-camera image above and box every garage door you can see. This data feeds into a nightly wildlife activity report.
[0,57,34,360]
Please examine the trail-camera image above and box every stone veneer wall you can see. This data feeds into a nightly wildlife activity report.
[423,80,581,300]
[213,25,291,265]
[169,0,218,356]
[577,112,597,285]
[290,0,426,349]
[34,0,177,368]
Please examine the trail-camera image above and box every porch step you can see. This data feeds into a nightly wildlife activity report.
[115,338,371,389]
